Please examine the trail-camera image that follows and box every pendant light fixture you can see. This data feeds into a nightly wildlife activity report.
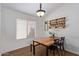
[36,3,46,17]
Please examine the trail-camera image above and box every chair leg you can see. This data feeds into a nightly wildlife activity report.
[57,48,60,56]
[57,46,60,55]
[49,49,55,56]
[62,45,64,55]
[53,50,55,56]
[49,49,51,53]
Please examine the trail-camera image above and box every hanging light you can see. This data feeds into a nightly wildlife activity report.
[36,3,46,17]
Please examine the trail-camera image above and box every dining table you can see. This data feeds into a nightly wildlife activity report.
[32,37,59,56]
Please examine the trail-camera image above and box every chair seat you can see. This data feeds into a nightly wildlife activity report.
[49,45,58,50]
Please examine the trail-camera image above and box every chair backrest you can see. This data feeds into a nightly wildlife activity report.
[59,37,65,45]
[54,37,65,45]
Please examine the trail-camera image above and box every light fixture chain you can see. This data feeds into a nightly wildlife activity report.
[40,3,42,10]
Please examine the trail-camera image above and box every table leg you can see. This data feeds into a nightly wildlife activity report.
[46,47,48,56]
[62,45,64,55]
[30,44,32,52]
[33,41,35,55]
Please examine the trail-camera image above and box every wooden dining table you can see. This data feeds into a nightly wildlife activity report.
[32,37,59,56]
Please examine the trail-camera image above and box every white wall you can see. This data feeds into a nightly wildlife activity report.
[0,4,2,54]
[1,3,79,55]
[45,4,79,55]
[0,6,44,53]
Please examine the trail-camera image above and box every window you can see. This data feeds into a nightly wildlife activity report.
[16,18,36,40]
[16,19,27,39]
[27,21,36,38]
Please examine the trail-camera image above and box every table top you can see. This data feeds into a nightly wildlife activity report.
[33,37,59,46]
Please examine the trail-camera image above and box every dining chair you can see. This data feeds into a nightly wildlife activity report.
[58,37,65,55]
[49,37,65,56]
[49,44,59,56]
[48,38,59,56]
[59,37,65,51]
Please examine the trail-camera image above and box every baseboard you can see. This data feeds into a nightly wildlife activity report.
[0,44,30,56]
[65,49,79,56]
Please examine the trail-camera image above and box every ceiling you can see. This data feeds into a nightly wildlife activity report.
[2,3,64,17]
